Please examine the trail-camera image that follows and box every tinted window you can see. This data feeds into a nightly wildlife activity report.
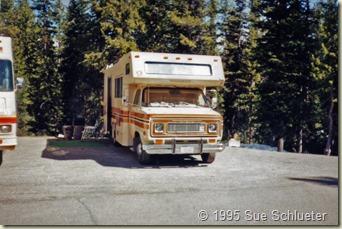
[142,87,209,107]
[115,77,122,98]
[144,62,212,76]
[134,89,141,106]
[0,59,13,91]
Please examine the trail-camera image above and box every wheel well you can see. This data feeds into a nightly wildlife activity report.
[134,132,140,138]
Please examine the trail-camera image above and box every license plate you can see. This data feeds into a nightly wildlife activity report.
[180,146,194,153]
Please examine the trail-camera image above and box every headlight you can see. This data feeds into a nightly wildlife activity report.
[0,125,12,133]
[208,123,217,133]
[154,123,164,133]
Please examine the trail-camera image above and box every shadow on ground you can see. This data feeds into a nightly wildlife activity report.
[288,177,338,187]
[41,139,208,169]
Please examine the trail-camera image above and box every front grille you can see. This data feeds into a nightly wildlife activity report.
[167,123,205,133]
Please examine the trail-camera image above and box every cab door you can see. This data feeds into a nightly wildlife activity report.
[129,88,142,142]
[106,77,112,135]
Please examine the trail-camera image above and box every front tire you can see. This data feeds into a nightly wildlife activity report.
[201,153,216,163]
[133,137,151,164]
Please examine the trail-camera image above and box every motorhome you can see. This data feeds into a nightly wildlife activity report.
[103,51,225,164]
[0,36,23,165]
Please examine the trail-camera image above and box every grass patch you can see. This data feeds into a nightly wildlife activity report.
[48,140,110,148]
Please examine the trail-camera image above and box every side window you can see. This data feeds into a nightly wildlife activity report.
[0,59,13,91]
[133,89,141,106]
[115,77,122,98]
[125,63,130,75]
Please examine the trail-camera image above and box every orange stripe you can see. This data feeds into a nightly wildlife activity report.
[131,111,150,119]
[119,117,129,123]
[0,116,16,124]
[111,113,149,129]
[110,108,222,129]
[112,107,129,116]
[131,119,149,129]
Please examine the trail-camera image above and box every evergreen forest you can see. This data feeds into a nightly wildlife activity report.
[0,0,338,155]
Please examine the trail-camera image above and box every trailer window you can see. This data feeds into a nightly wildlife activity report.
[115,77,122,98]
[125,63,130,75]
[145,62,212,76]
[142,87,209,108]
[0,59,13,91]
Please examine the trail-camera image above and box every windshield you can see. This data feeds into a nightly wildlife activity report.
[142,87,209,107]
[0,59,13,91]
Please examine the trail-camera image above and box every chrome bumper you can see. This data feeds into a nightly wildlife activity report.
[142,140,225,155]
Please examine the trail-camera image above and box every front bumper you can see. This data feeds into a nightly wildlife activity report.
[0,135,17,150]
[142,140,225,155]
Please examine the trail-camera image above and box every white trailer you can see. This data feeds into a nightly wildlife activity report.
[0,36,23,165]
[104,51,225,164]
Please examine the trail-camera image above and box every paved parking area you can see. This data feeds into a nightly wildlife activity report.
[0,137,338,225]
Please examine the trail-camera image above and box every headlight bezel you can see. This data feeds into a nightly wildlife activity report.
[208,123,218,133]
[154,123,164,133]
[0,125,12,133]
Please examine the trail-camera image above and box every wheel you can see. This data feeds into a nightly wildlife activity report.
[133,136,151,164]
[201,153,216,163]
[0,150,3,166]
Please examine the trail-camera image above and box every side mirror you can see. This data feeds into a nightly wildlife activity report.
[211,97,217,109]
[207,89,218,109]
[16,78,24,90]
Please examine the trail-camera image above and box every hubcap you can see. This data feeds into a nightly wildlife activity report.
[137,143,142,157]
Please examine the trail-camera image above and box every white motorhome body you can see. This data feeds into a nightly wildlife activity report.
[104,51,225,164]
[0,37,20,165]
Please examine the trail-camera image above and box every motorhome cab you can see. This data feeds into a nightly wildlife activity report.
[104,52,225,164]
[0,36,23,165]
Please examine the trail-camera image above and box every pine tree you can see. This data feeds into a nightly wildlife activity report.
[0,0,37,135]
[90,0,146,65]
[218,0,258,142]
[311,0,338,155]
[253,0,316,152]
[27,0,63,135]
[168,0,212,54]
[204,0,219,55]
[0,0,15,36]
[60,0,94,125]
[137,0,173,52]
[137,0,217,54]
[12,0,37,135]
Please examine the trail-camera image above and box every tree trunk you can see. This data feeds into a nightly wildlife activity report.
[248,126,252,144]
[324,86,334,156]
[277,137,284,152]
[298,129,303,153]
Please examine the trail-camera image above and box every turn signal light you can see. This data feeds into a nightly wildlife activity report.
[208,139,216,144]
[155,139,163,144]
